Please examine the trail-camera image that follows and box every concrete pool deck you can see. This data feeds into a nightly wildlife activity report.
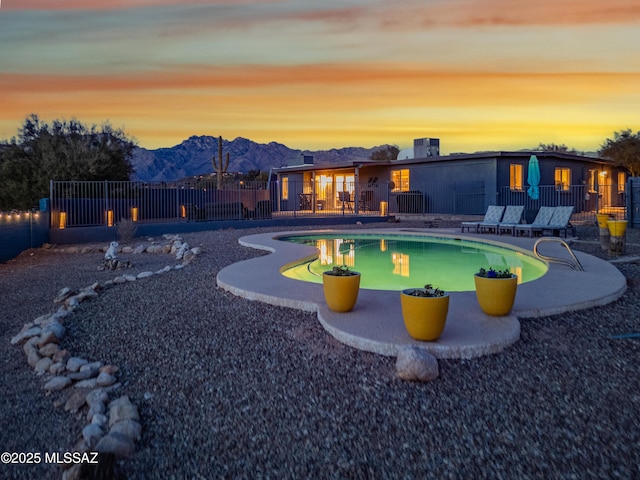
[216,228,627,359]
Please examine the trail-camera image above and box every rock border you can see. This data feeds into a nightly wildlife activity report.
[10,234,201,480]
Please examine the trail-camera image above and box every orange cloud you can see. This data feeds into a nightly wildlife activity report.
[458,0,640,26]
[351,0,640,29]
[1,63,637,150]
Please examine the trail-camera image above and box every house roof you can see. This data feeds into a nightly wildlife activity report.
[273,150,613,174]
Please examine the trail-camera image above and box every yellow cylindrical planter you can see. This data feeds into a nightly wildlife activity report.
[474,275,518,316]
[322,271,361,312]
[596,214,611,228]
[400,290,449,341]
[607,220,628,237]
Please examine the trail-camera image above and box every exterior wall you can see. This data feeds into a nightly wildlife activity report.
[387,157,498,210]
[0,209,50,263]
[48,215,388,245]
[496,153,629,214]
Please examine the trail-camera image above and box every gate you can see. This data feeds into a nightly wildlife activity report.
[628,177,640,228]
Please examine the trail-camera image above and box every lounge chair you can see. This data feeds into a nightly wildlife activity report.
[481,205,524,235]
[461,205,505,233]
[515,206,575,237]
[513,206,555,237]
[537,206,575,238]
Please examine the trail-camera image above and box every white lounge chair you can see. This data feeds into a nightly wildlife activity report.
[482,205,525,235]
[461,205,505,233]
[514,206,555,237]
[515,206,575,237]
[536,206,575,238]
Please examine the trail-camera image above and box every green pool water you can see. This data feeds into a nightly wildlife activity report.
[280,233,547,292]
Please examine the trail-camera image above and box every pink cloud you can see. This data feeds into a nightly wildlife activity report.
[2,0,275,10]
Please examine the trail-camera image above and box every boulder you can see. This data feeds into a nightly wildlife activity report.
[395,347,439,382]
[108,396,139,427]
[35,357,52,375]
[94,432,136,457]
[65,390,90,412]
[39,343,60,357]
[11,327,42,345]
[44,376,72,391]
[53,287,74,304]
[109,419,142,441]
[82,424,105,448]
[96,372,116,387]
[66,357,88,372]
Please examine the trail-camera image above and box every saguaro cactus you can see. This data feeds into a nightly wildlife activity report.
[212,135,230,190]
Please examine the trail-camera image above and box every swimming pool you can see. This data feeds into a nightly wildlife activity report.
[280,233,548,291]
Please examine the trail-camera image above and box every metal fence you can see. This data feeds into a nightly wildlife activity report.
[49,179,489,228]
[50,180,274,228]
[50,179,627,229]
[499,183,626,224]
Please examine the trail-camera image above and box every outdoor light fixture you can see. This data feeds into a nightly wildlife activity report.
[106,210,114,227]
[59,212,67,229]
[380,201,388,216]
[131,207,139,222]
[180,205,187,218]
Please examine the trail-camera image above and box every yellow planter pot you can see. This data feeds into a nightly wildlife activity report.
[474,275,518,316]
[400,290,449,341]
[596,214,611,228]
[607,220,627,237]
[322,272,361,312]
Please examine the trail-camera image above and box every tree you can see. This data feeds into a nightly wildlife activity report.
[599,129,640,177]
[536,143,577,154]
[370,145,400,161]
[0,114,136,209]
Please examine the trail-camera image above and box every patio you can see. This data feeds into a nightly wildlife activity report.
[217,228,628,359]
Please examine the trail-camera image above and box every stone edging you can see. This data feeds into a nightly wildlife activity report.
[10,234,201,479]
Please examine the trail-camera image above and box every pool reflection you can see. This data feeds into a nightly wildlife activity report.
[282,235,545,292]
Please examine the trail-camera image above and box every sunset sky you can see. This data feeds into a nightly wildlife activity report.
[1,0,639,153]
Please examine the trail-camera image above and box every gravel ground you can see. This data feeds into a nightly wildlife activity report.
[1,220,640,480]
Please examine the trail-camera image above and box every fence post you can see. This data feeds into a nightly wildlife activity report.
[104,180,109,227]
[49,180,53,228]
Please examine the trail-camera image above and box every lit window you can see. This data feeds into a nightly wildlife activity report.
[618,172,626,193]
[510,164,523,191]
[554,168,570,191]
[282,177,289,200]
[391,169,410,192]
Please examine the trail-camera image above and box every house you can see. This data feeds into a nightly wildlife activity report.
[273,138,628,219]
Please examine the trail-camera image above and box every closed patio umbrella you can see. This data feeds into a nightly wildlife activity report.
[527,155,540,200]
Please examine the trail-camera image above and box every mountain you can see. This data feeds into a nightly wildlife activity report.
[130,135,389,182]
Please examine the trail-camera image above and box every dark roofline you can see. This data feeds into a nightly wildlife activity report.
[274,150,613,174]
[273,159,386,173]
[395,150,612,166]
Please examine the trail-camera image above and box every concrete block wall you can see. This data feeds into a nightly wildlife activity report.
[0,210,50,263]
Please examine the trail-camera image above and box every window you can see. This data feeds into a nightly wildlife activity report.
[554,168,570,191]
[282,177,289,200]
[391,169,410,192]
[510,164,523,191]
[618,172,626,193]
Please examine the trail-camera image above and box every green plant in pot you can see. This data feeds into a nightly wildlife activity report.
[400,284,449,341]
[322,265,361,312]
[474,267,518,316]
